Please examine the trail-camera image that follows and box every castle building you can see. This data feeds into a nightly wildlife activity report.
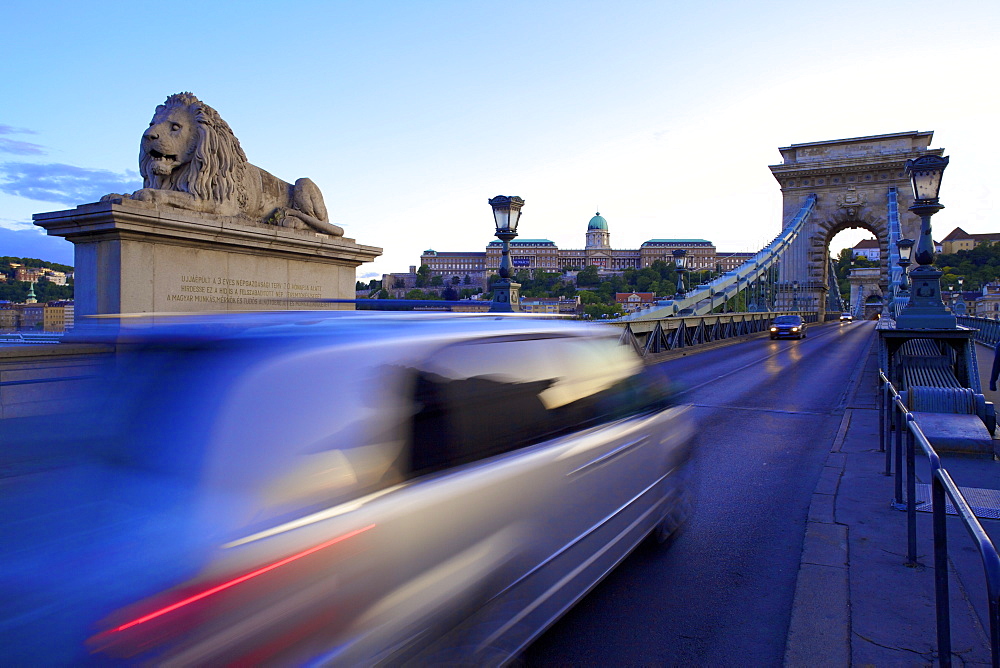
[406,211,746,288]
[419,250,488,282]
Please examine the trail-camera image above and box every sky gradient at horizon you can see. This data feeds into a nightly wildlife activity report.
[2,1,997,276]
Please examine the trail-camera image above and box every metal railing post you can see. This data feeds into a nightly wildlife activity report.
[884,385,893,476]
[879,379,886,453]
[906,418,918,566]
[894,400,904,505]
[932,471,952,666]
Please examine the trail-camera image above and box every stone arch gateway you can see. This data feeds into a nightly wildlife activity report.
[769,131,945,320]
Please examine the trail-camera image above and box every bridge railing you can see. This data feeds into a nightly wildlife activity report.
[609,311,818,358]
[878,370,1000,667]
[957,315,1000,347]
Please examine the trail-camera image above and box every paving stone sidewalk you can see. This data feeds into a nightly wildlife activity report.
[785,333,998,666]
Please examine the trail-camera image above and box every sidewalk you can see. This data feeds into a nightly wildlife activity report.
[785,332,999,666]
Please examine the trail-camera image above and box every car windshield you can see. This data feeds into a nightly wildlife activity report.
[773,316,801,324]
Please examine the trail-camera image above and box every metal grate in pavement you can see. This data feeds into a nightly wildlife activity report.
[914,483,1000,520]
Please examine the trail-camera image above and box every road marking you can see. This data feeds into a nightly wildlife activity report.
[680,322,863,393]
[686,402,832,417]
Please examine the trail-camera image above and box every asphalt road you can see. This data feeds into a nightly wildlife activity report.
[524,319,877,666]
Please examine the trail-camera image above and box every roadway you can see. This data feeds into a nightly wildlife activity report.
[525,318,876,665]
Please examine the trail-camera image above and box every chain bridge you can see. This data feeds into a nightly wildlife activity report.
[7,127,1000,667]
[618,131,944,340]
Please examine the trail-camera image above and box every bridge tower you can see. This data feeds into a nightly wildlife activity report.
[769,131,944,320]
[847,266,882,319]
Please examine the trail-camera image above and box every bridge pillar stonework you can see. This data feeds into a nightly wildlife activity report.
[769,131,944,321]
[847,267,883,319]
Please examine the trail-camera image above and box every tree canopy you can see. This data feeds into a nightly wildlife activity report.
[934,241,1000,290]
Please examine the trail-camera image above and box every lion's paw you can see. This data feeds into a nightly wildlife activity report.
[130,188,161,203]
[272,210,307,229]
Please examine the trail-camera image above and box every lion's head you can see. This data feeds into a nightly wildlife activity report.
[140,93,248,205]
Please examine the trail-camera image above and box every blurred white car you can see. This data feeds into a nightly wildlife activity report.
[1,312,693,665]
[839,312,853,322]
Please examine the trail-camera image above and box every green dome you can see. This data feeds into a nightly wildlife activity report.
[588,212,608,231]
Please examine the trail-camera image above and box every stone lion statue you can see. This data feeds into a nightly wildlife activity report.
[103,92,343,236]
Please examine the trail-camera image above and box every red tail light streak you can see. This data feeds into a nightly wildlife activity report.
[93,523,376,641]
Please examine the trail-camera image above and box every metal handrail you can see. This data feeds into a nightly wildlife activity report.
[609,311,819,357]
[957,315,1000,347]
[879,369,1000,667]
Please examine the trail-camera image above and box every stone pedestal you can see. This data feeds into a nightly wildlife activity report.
[34,201,382,320]
[490,280,521,312]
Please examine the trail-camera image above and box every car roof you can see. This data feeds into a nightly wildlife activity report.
[66,311,612,347]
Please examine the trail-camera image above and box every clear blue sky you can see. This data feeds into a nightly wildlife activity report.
[2,1,997,278]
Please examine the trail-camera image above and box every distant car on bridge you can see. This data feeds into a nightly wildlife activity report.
[770,314,807,339]
[2,311,694,666]
[840,312,853,322]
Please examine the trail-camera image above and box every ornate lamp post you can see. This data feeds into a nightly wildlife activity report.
[897,238,914,292]
[792,280,799,311]
[488,195,525,312]
[672,249,687,297]
[895,154,955,328]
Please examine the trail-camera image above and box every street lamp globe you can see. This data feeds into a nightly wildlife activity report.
[489,195,524,235]
[672,249,687,296]
[897,238,914,266]
[897,237,914,292]
[906,154,949,203]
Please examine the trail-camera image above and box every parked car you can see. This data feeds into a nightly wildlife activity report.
[839,312,853,322]
[1,311,694,665]
[770,314,807,339]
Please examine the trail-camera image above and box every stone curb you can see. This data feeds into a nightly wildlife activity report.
[783,331,875,667]
[783,420,852,667]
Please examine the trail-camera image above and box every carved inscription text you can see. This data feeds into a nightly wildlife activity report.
[167,274,324,306]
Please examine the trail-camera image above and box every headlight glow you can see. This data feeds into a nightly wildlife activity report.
[791,327,799,332]
[770,327,777,332]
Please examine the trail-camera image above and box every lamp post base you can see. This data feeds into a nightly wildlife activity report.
[894,266,956,329]
[490,280,521,312]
